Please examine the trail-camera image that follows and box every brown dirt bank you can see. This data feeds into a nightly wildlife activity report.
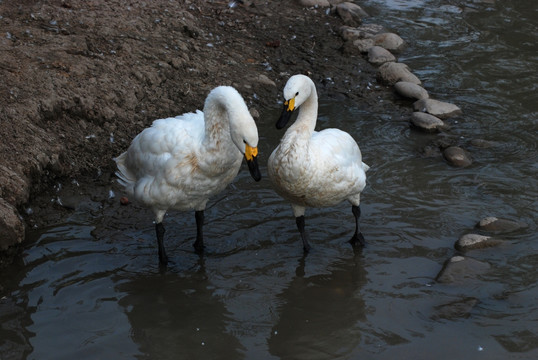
[0,0,401,263]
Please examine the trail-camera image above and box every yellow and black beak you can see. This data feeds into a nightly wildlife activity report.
[244,144,261,181]
[276,97,295,129]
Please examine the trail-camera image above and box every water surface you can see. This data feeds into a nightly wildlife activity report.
[1,0,537,359]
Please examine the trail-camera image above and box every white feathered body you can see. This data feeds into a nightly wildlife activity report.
[116,111,242,211]
[268,125,368,208]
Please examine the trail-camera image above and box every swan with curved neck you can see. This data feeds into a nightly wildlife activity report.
[115,86,261,266]
[268,74,369,252]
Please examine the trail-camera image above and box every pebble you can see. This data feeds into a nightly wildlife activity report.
[443,146,472,167]
[413,98,462,119]
[299,0,330,7]
[373,32,405,52]
[476,217,527,234]
[410,112,446,132]
[455,233,503,251]
[120,196,129,205]
[367,46,395,65]
[335,2,369,26]
[256,74,276,87]
[340,24,385,41]
[352,38,375,53]
[394,81,429,100]
[377,62,421,85]
[469,139,500,148]
[436,255,490,284]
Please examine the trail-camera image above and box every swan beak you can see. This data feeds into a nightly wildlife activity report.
[244,144,261,182]
[276,97,295,129]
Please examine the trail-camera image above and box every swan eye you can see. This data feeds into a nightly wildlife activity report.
[295,92,299,97]
[243,140,247,144]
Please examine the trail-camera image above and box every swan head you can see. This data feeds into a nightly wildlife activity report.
[231,118,261,182]
[212,86,261,182]
[276,74,314,129]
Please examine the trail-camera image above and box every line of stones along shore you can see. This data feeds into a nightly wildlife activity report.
[306,0,471,167]
[302,2,530,294]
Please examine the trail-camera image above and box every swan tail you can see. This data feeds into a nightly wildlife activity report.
[362,162,370,172]
[114,152,136,194]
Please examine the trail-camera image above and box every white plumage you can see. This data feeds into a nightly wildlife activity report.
[268,74,369,251]
[115,86,261,265]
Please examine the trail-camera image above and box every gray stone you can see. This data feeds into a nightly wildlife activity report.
[352,38,375,53]
[377,62,421,85]
[443,146,472,167]
[455,233,503,251]
[373,32,405,52]
[357,23,385,37]
[299,0,330,7]
[470,138,500,148]
[340,26,363,41]
[413,98,462,119]
[410,112,446,132]
[436,256,490,284]
[340,23,386,41]
[476,217,528,234]
[336,2,369,26]
[328,0,346,5]
[394,81,429,100]
[256,74,276,87]
[368,46,395,65]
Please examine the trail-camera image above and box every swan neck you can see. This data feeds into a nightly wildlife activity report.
[292,89,318,134]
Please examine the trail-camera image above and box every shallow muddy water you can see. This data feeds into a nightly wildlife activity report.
[1,0,537,359]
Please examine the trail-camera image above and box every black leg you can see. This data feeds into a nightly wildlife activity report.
[155,222,168,265]
[349,205,366,247]
[193,210,205,253]
[296,215,311,253]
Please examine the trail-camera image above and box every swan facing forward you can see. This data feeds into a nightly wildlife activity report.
[115,86,261,265]
[268,74,369,252]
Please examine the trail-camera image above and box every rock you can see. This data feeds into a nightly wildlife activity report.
[0,198,25,251]
[469,139,500,148]
[0,165,29,205]
[120,197,129,205]
[394,81,429,100]
[410,112,446,132]
[299,0,330,7]
[339,26,363,41]
[368,46,395,65]
[249,108,260,119]
[373,32,405,52]
[256,74,276,87]
[336,2,369,26]
[443,146,472,167]
[352,38,375,53]
[357,23,386,38]
[455,233,503,251]
[340,23,385,41]
[476,217,528,234]
[413,98,462,119]
[432,297,479,320]
[436,256,490,284]
[377,62,421,85]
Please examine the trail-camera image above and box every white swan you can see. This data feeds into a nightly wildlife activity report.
[268,74,369,252]
[115,86,261,265]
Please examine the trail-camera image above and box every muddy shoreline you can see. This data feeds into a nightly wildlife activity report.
[0,0,401,263]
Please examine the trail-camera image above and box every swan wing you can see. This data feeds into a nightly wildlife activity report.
[116,111,205,203]
[307,129,367,200]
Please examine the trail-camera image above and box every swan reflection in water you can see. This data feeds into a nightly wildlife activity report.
[116,258,243,359]
[268,251,368,359]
